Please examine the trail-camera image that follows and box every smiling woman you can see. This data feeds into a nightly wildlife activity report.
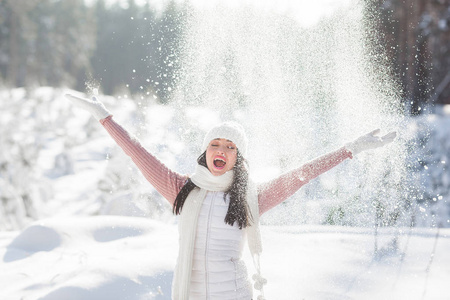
[65,93,396,300]
[207,138,237,173]
[206,135,239,177]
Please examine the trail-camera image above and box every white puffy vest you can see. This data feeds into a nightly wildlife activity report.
[189,191,253,299]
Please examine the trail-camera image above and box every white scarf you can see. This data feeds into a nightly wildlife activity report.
[172,165,265,300]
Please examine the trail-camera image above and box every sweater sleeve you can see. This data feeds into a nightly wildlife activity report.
[100,115,188,206]
[257,147,352,215]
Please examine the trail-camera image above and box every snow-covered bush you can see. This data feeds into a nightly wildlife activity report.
[407,106,450,227]
[0,88,54,229]
[0,87,107,230]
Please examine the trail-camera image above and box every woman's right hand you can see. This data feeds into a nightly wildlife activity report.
[65,93,111,121]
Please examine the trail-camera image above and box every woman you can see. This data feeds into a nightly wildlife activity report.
[65,93,396,300]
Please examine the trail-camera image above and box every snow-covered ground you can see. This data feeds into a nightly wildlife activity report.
[1,216,449,300]
[1,87,450,299]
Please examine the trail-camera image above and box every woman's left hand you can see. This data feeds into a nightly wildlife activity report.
[345,129,397,155]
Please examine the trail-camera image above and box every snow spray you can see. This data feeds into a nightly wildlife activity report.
[170,0,424,228]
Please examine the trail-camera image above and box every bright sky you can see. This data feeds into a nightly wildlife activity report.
[83,0,166,9]
[84,0,354,27]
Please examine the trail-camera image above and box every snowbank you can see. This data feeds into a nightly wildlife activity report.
[0,216,177,300]
[1,216,449,300]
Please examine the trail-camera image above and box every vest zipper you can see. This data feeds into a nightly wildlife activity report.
[205,191,217,299]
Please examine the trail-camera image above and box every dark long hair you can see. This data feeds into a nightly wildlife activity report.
[172,150,252,229]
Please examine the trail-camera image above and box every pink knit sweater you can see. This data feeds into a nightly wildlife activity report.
[100,116,353,215]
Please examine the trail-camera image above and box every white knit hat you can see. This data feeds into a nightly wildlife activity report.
[201,122,248,157]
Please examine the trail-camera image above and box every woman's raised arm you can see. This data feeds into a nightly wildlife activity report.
[257,129,396,215]
[257,146,352,215]
[65,93,187,205]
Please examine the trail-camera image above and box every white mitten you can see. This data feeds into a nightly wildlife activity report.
[345,129,397,155]
[65,93,111,121]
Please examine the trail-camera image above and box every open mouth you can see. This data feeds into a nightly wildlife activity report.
[213,156,226,169]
